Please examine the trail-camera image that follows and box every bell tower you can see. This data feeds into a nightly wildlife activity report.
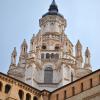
[7,0,92,92]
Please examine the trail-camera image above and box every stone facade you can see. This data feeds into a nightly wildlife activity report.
[0,0,99,100]
[7,0,92,92]
[0,69,100,100]
[50,69,100,100]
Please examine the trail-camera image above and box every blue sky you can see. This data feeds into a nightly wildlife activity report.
[0,0,100,74]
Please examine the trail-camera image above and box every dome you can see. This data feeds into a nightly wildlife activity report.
[42,0,63,18]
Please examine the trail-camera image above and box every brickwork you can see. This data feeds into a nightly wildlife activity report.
[0,69,99,100]
[50,69,100,100]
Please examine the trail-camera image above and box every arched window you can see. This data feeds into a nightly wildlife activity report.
[5,84,11,94]
[0,81,3,91]
[44,67,53,83]
[46,53,50,59]
[26,93,31,100]
[51,53,54,59]
[55,54,59,59]
[41,53,44,59]
[33,96,38,100]
[18,90,24,100]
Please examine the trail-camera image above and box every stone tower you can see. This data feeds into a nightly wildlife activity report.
[8,0,92,91]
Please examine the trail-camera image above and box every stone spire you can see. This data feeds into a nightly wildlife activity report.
[75,40,83,68]
[8,47,17,71]
[85,47,90,58]
[17,39,28,68]
[75,40,83,62]
[84,47,91,70]
[11,47,17,65]
[20,39,28,56]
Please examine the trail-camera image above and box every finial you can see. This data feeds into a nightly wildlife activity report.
[76,40,82,48]
[85,47,90,57]
[31,34,35,43]
[14,47,16,51]
[42,0,64,18]
[20,39,28,56]
[49,0,58,12]
[33,34,35,37]
[12,47,17,56]
[21,39,28,48]
[23,39,26,43]
[11,47,17,65]
[84,47,91,70]
[52,0,56,5]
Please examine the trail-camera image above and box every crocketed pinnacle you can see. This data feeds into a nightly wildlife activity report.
[85,47,90,57]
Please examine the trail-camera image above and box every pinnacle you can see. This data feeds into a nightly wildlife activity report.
[23,39,27,44]
[52,0,56,5]
[85,47,90,57]
[21,39,28,47]
[12,47,17,55]
[14,47,16,51]
[77,40,81,45]
[76,40,82,48]
[23,39,26,43]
